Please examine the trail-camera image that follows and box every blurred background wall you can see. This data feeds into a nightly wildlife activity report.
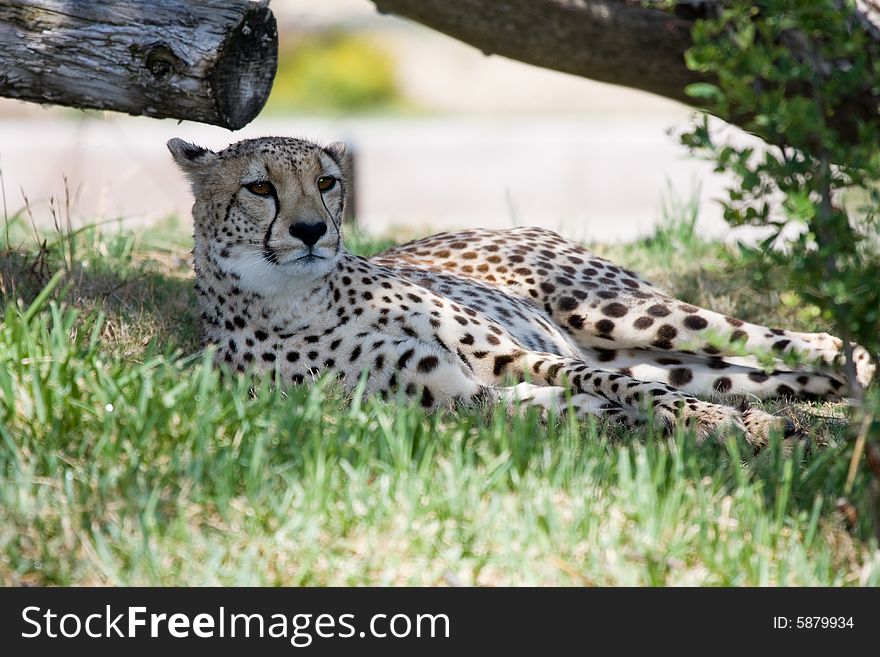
[0,0,753,242]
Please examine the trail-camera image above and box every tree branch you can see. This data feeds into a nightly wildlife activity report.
[372,0,701,104]
[371,0,880,140]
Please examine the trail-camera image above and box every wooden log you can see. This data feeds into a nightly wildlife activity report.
[371,0,699,106]
[371,0,880,143]
[0,0,278,130]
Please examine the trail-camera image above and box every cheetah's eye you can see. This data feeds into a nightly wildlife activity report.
[245,181,273,196]
[317,176,336,192]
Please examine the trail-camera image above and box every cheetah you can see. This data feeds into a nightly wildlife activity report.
[168,136,874,448]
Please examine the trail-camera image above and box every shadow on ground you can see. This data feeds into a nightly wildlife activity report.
[0,247,200,356]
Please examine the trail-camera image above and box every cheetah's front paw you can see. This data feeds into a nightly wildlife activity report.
[742,408,806,454]
[660,398,797,447]
[651,398,747,443]
[495,381,562,419]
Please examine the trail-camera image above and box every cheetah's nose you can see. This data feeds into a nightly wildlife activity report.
[289,221,328,247]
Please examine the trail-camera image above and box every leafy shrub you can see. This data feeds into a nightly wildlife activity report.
[681,0,880,381]
[681,1,880,532]
[266,31,402,114]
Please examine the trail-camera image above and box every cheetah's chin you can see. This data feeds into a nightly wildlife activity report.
[273,250,340,280]
[277,251,332,268]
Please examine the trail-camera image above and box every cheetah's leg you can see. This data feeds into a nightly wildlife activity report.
[548,290,874,390]
[784,330,874,388]
[495,382,640,428]
[343,336,636,429]
[489,349,792,446]
[582,347,848,399]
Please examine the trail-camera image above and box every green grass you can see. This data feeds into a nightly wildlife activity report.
[1,216,878,586]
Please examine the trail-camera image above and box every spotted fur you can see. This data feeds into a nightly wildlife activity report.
[169,136,875,448]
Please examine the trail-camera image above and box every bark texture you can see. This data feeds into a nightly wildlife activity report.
[0,0,278,129]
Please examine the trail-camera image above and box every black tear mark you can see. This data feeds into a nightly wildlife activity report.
[261,185,281,263]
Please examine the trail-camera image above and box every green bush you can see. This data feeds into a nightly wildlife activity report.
[265,31,402,114]
[681,1,880,528]
[681,0,880,377]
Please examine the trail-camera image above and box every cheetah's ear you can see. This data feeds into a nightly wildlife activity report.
[324,141,347,161]
[323,141,349,179]
[167,138,218,178]
[323,141,347,164]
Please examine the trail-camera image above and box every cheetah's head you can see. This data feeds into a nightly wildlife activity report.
[168,136,348,295]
